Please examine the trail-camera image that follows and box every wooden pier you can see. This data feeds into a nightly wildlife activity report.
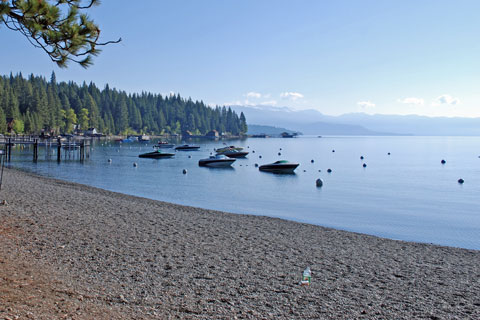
[0,135,91,162]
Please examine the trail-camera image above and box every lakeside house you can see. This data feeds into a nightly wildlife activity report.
[205,130,219,138]
[84,128,102,137]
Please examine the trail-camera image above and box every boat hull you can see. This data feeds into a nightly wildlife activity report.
[217,151,249,158]
[139,152,175,158]
[175,146,200,151]
[259,163,299,173]
[199,159,235,167]
[155,144,174,148]
[216,146,243,153]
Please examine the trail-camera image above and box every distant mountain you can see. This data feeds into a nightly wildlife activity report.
[247,124,298,136]
[231,105,480,136]
[231,105,398,135]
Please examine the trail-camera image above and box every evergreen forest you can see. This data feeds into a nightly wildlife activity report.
[0,72,248,136]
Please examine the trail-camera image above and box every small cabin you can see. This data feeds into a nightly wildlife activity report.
[85,127,102,137]
[182,131,193,138]
[206,130,219,138]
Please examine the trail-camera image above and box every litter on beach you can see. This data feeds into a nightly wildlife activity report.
[301,267,311,285]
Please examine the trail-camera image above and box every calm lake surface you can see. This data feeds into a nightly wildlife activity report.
[7,136,480,250]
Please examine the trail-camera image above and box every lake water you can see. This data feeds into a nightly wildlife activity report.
[6,136,480,250]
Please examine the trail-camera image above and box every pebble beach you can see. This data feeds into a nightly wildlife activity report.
[0,167,479,319]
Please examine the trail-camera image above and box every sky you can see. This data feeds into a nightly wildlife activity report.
[2,0,480,117]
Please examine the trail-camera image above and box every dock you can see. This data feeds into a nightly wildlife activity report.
[0,135,91,162]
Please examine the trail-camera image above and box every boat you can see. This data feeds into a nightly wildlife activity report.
[198,154,236,167]
[216,149,249,158]
[138,134,150,142]
[281,132,295,138]
[154,141,175,148]
[215,145,244,153]
[259,160,299,173]
[138,150,175,158]
[175,144,200,151]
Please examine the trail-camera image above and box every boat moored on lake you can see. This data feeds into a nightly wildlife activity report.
[154,141,175,148]
[216,149,249,158]
[198,154,236,167]
[175,144,200,151]
[215,145,244,153]
[138,150,175,158]
[259,160,299,173]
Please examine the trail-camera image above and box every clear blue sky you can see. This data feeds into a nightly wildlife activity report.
[2,0,480,117]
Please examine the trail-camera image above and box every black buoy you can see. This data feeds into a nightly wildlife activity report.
[280,148,282,150]
[441,159,446,164]
[252,150,255,153]
[332,150,335,153]
[458,178,464,184]
[387,152,391,155]
[259,155,262,158]
[360,156,364,160]
[133,162,137,167]
[254,163,259,167]
[278,152,281,156]
[363,163,367,168]
[327,168,332,173]
[108,159,112,163]
[311,159,314,163]
[303,170,306,172]
[316,178,323,187]
[183,169,187,174]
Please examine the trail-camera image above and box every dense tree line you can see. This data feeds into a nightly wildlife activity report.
[0,72,248,136]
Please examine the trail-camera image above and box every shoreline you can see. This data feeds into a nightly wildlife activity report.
[11,164,478,252]
[1,167,479,319]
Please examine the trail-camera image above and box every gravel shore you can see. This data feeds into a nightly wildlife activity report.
[0,167,479,319]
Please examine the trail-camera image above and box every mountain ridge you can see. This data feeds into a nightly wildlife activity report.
[232,105,480,136]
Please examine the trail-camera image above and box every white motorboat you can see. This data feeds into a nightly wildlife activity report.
[198,154,236,167]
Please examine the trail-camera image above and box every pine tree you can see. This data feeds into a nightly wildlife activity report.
[0,107,6,133]
[240,112,248,134]
[1,0,120,68]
